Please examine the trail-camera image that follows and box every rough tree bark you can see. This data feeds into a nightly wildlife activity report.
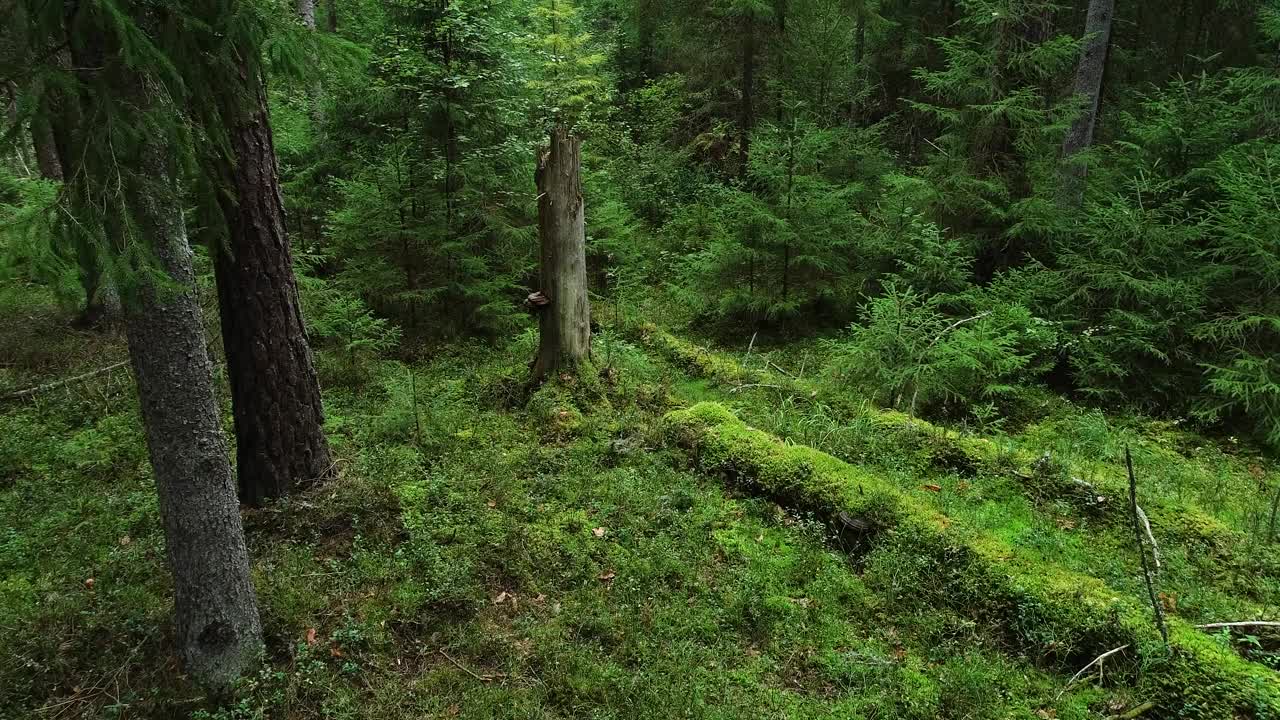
[126,151,264,693]
[532,127,591,382]
[96,69,264,689]
[212,55,333,506]
[296,0,317,29]
[1060,0,1116,206]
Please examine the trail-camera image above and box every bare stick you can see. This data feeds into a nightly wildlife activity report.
[1,361,129,401]
[744,331,758,366]
[438,649,491,682]
[1195,621,1280,631]
[729,384,782,393]
[1106,701,1156,720]
[1127,447,1168,645]
[768,361,795,378]
[1135,504,1161,573]
[1056,644,1130,699]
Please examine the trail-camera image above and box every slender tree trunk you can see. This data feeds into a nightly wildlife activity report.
[65,10,265,678]
[125,144,263,692]
[212,56,333,506]
[1060,0,1115,206]
[854,8,866,66]
[296,0,325,125]
[532,127,591,381]
[851,7,867,124]
[775,0,787,123]
[739,13,757,177]
[326,0,338,32]
[31,117,61,181]
[296,0,316,29]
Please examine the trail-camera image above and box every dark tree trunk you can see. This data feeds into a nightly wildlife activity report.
[775,0,787,123]
[739,13,757,177]
[212,57,333,506]
[854,8,866,66]
[326,0,338,32]
[31,116,61,181]
[1060,0,1115,206]
[532,127,591,381]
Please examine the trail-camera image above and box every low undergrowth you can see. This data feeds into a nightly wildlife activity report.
[2,299,1278,719]
[623,322,1280,671]
[0,310,1109,719]
[663,401,1280,718]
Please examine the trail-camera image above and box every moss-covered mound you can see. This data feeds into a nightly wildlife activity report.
[663,401,1280,719]
[626,323,1260,551]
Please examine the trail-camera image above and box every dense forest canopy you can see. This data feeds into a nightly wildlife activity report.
[2,0,1280,717]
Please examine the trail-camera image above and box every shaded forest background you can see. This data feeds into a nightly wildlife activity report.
[3,0,1279,446]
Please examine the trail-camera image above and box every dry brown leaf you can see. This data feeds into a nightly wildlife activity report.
[305,628,318,646]
[598,570,616,582]
[922,484,943,492]
[592,527,607,538]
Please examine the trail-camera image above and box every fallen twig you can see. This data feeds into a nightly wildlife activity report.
[438,649,497,682]
[1106,700,1156,720]
[1195,621,1280,631]
[1056,644,1130,699]
[767,361,794,378]
[729,383,782,393]
[1,361,129,401]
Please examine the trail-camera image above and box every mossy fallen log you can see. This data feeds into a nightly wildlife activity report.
[663,402,1280,719]
[625,323,1250,552]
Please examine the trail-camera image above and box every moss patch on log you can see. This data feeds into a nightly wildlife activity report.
[662,401,1280,718]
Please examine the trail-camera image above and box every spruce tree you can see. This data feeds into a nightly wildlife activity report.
[13,0,266,689]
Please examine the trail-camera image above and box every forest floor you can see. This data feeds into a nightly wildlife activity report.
[2,281,1279,720]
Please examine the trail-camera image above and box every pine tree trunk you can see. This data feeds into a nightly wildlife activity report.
[1060,0,1115,206]
[213,57,333,506]
[532,127,591,381]
[326,0,338,32]
[118,80,263,692]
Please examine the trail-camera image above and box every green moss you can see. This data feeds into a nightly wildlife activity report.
[662,402,1280,717]
[527,382,588,439]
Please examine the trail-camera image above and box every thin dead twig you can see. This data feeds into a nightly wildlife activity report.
[2,361,129,401]
[1195,621,1280,631]
[1056,644,1130,700]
